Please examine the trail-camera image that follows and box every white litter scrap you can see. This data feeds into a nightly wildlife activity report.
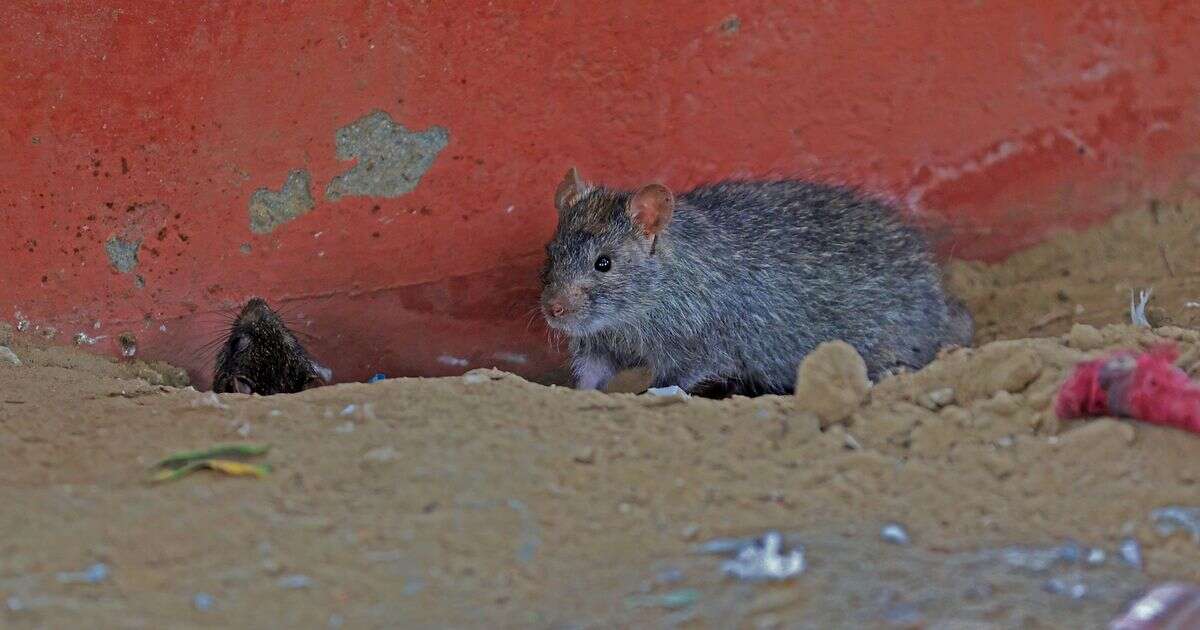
[718,531,805,581]
[645,386,690,400]
[1130,288,1153,328]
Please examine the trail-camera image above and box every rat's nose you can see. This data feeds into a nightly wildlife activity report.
[548,301,568,318]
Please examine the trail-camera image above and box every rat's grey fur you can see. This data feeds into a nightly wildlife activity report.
[540,177,973,395]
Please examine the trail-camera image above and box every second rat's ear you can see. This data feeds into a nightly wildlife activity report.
[554,167,589,211]
[627,183,675,238]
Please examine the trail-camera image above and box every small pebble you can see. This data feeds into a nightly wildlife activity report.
[277,574,314,589]
[1152,506,1200,542]
[339,404,357,416]
[1043,577,1088,599]
[192,592,215,612]
[572,446,596,464]
[1119,537,1143,568]
[681,524,701,541]
[880,523,911,545]
[1086,548,1106,566]
[0,346,20,367]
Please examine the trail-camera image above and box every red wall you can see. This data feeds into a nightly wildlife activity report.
[2,1,1198,386]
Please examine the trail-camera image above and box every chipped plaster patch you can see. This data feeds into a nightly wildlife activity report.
[249,170,316,234]
[325,110,449,201]
[105,236,141,273]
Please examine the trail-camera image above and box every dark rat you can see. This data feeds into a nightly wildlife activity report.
[540,168,973,396]
[212,297,331,395]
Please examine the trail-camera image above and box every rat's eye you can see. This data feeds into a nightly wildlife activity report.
[594,255,612,272]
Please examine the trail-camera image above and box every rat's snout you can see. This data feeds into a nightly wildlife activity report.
[542,285,587,320]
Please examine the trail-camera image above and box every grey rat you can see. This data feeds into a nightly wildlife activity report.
[212,297,331,395]
[539,168,973,395]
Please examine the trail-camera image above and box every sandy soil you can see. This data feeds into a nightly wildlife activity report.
[2,199,1200,629]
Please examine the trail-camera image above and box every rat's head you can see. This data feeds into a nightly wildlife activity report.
[540,167,675,336]
[212,297,330,395]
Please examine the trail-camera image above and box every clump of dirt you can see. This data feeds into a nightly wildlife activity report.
[1,200,1199,627]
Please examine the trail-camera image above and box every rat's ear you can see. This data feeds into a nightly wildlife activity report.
[554,167,589,211]
[627,183,675,237]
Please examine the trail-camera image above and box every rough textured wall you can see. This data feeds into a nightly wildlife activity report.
[2,1,1198,385]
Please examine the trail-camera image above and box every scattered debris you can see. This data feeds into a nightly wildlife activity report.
[998,541,1082,572]
[150,443,271,482]
[1119,537,1143,568]
[1110,582,1200,629]
[152,458,271,482]
[192,592,215,612]
[73,332,102,345]
[1056,345,1200,434]
[1085,548,1106,566]
[462,369,505,384]
[56,562,109,584]
[1152,506,1200,542]
[339,404,357,416]
[881,523,911,545]
[277,574,314,589]
[695,535,756,556]
[0,346,20,366]
[716,531,805,581]
[369,373,387,383]
[1043,576,1088,599]
[156,443,270,468]
[645,386,690,400]
[1130,289,1153,328]
[625,588,699,611]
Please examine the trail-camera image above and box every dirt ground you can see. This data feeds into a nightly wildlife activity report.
[3,199,1200,629]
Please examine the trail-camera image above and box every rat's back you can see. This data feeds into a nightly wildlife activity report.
[660,180,969,388]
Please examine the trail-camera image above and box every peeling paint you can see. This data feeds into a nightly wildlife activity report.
[249,170,316,234]
[105,236,141,273]
[325,110,449,201]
